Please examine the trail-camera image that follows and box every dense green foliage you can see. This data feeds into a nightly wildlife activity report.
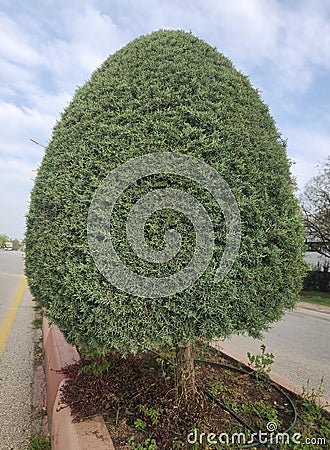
[25,30,306,355]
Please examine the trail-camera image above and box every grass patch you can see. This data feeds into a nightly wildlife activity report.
[28,435,51,450]
[32,318,42,329]
[300,291,330,307]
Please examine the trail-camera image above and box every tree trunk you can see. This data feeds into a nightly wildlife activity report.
[175,342,195,400]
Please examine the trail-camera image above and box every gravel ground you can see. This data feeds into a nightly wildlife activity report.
[0,284,35,450]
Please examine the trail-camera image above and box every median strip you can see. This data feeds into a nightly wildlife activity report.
[0,276,27,356]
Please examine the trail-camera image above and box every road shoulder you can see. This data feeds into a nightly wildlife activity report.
[0,284,35,449]
[297,301,330,315]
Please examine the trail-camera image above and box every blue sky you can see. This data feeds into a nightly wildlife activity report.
[0,0,330,239]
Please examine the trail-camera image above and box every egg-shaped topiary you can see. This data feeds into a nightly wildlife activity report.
[25,30,306,363]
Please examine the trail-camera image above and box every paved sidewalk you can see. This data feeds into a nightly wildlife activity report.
[0,285,35,449]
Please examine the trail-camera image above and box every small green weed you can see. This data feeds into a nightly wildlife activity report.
[32,318,42,330]
[139,405,161,426]
[28,435,51,450]
[33,304,42,312]
[208,380,230,396]
[35,345,43,357]
[239,400,281,429]
[134,418,147,430]
[277,380,330,449]
[128,436,157,450]
[78,358,110,377]
[299,379,330,437]
[155,356,172,380]
[247,344,274,385]
[301,378,325,406]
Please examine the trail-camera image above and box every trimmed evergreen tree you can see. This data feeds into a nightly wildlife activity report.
[25,30,306,391]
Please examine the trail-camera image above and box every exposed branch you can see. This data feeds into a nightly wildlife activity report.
[30,138,47,149]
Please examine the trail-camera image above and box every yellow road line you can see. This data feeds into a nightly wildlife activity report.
[0,277,27,357]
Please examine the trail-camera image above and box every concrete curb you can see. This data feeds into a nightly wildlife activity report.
[42,317,115,449]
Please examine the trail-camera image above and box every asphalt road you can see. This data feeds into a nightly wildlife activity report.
[0,250,35,449]
[218,305,330,403]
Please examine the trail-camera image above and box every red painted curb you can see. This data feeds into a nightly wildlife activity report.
[42,317,115,449]
[43,317,79,422]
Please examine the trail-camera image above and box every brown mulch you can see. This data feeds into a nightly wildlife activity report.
[59,345,295,449]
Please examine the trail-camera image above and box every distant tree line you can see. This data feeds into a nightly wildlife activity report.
[303,260,330,292]
[301,156,330,292]
[0,234,22,251]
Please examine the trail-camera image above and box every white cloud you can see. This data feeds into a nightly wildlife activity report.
[204,0,280,62]
[0,158,36,185]
[29,91,72,117]
[0,157,36,238]
[34,5,128,94]
[286,127,330,189]
[0,12,42,66]
[273,3,330,91]
[150,0,327,95]
[0,187,30,238]
[0,104,45,237]
[0,102,55,160]
[69,5,126,70]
